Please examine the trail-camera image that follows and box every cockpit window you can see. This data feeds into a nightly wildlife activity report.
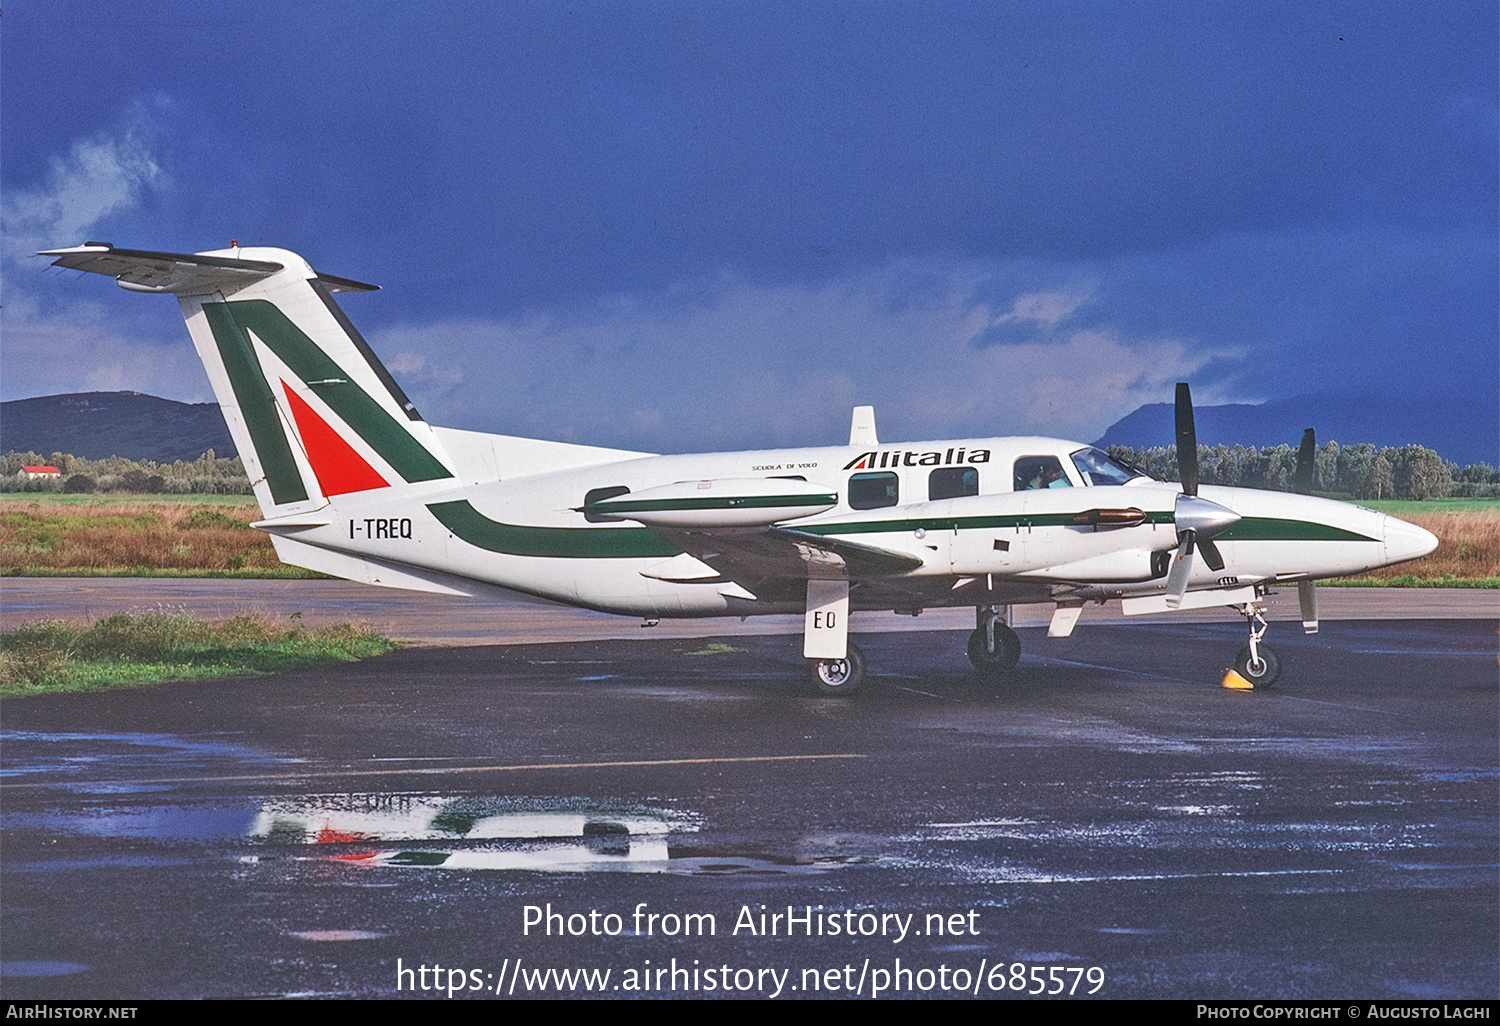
[1070,447,1145,486]
[1014,456,1072,490]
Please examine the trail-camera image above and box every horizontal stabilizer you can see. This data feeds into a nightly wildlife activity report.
[266,534,549,601]
[40,243,377,295]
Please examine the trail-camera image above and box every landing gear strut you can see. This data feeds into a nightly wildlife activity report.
[968,604,1021,680]
[807,642,866,694]
[1231,601,1281,688]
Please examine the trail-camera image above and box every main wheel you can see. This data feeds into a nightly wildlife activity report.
[967,623,1022,679]
[807,643,866,695]
[1234,643,1282,688]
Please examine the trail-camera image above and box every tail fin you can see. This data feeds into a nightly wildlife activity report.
[40,244,455,517]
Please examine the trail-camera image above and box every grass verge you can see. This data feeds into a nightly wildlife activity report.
[1325,574,1500,589]
[0,608,399,697]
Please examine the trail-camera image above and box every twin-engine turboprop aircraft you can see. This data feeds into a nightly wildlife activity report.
[43,243,1439,693]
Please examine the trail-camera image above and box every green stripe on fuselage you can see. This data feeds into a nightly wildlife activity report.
[206,300,452,484]
[202,303,309,505]
[796,510,1175,536]
[797,512,1374,543]
[430,500,1374,564]
[1216,518,1376,543]
[429,500,680,558]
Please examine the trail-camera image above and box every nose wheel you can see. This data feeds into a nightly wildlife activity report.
[968,605,1021,680]
[1234,643,1281,687]
[1228,601,1282,688]
[807,643,866,694]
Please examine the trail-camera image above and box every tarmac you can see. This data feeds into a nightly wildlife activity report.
[0,580,1495,1000]
[3,577,1496,644]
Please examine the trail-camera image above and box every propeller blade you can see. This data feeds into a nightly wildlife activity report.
[1174,382,1199,497]
[1199,538,1225,572]
[1298,580,1319,634]
[1164,529,1195,608]
[1293,427,1316,494]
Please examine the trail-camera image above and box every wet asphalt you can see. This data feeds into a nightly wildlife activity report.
[1,619,1495,1000]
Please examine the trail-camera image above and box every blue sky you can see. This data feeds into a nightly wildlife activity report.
[3,1,1495,457]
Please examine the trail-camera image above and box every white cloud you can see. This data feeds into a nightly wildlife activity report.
[987,289,1093,332]
[367,263,1231,452]
[2,104,164,261]
[0,105,205,404]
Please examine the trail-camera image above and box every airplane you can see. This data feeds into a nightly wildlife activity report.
[41,243,1440,694]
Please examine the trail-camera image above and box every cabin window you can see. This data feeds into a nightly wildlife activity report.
[1014,456,1072,491]
[928,466,978,500]
[582,485,630,522]
[1070,447,1143,486]
[848,472,899,509]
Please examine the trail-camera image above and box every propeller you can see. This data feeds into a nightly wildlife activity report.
[1165,383,1240,607]
[1291,426,1320,633]
[1292,427,1316,495]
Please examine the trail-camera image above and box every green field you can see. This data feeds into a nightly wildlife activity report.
[1353,497,1500,515]
[0,608,398,698]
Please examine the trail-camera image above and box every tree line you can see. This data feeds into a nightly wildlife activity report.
[2,441,1496,500]
[1104,441,1499,500]
[1,450,253,495]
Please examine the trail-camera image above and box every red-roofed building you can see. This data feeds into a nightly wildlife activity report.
[19,466,61,480]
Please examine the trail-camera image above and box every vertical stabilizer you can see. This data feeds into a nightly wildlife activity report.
[41,244,456,518]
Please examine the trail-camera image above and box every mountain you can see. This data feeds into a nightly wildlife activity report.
[0,392,236,463]
[1096,390,1496,468]
[3,388,1492,469]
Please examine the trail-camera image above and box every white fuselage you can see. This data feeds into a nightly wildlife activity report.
[258,434,1430,618]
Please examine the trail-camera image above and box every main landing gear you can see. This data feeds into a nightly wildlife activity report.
[807,643,866,694]
[968,604,1021,681]
[1226,601,1281,688]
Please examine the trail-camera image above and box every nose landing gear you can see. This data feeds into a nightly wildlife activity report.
[968,604,1021,680]
[1224,601,1281,689]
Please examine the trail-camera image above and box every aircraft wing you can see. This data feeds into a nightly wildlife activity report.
[647,526,924,593]
[584,477,925,591]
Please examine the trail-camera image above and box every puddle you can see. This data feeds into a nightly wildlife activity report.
[0,961,90,977]
[4,788,869,875]
[252,794,696,873]
[8,856,196,872]
[287,930,387,941]
[7,805,259,843]
[1,730,297,792]
[242,795,873,874]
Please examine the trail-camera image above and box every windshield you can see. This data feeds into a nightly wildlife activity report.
[1070,447,1147,486]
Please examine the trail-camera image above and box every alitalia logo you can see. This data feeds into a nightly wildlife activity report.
[843,448,991,471]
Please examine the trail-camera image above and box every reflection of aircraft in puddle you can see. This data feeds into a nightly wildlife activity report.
[247,795,862,874]
[251,796,680,871]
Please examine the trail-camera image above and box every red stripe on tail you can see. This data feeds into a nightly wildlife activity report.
[281,381,390,496]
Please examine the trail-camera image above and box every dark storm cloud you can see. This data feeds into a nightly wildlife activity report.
[2,1,1493,454]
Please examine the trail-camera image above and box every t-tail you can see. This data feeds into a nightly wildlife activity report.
[39,244,457,519]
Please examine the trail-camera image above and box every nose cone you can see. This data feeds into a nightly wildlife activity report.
[1382,515,1439,566]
